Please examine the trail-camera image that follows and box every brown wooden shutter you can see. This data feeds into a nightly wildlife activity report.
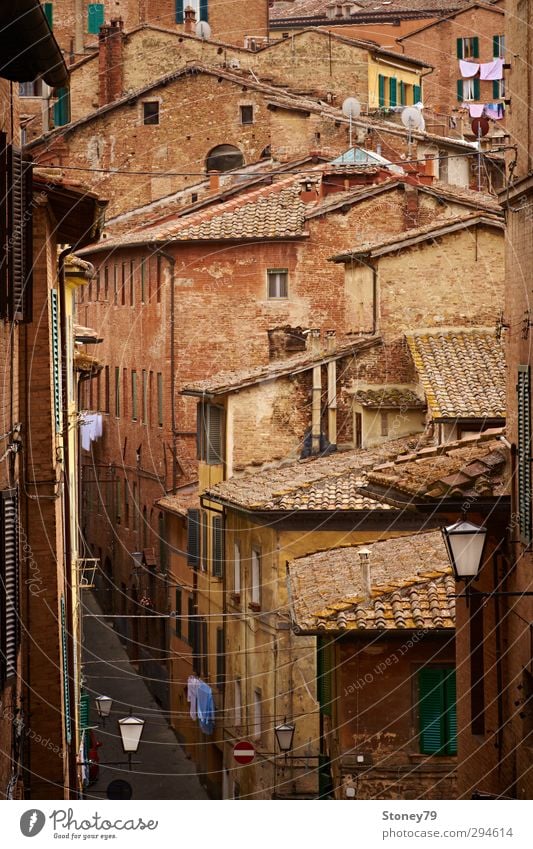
[206,405,224,464]
[0,133,8,318]
[1,489,19,683]
[4,145,33,322]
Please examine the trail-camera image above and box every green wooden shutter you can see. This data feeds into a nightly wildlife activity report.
[79,690,90,731]
[443,669,457,755]
[212,515,224,578]
[216,626,225,688]
[473,78,480,100]
[517,366,532,544]
[175,588,182,637]
[493,35,500,58]
[456,38,463,59]
[316,638,333,717]
[187,508,200,568]
[50,290,62,431]
[457,79,464,102]
[53,87,70,127]
[44,2,53,28]
[378,74,386,107]
[389,77,397,107]
[200,0,208,21]
[0,490,19,683]
[87,3,105,33]
[493,80,501,99]
[399,81,405,106]
[175,0,184,23]
[60,597,72,744]
[413,84,421,104]
[419,668,445,754]
[206,405,224,464]
[473,36,479,58]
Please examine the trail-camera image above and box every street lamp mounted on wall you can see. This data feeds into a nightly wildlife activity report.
[442,519,488,582]
[118,715,145,770]
[274,720,295,754]
[95,695,113,728]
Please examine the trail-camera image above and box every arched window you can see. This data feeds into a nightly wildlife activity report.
[206,145,244,173]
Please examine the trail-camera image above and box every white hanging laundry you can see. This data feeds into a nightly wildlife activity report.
[459,60,480,78]
[80,417,93,452]
[468,104,485,118]
[479,58,503,81]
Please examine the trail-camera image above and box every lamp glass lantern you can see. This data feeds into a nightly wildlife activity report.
[442,519,487,580]
[274,721,295,753]
[118,715,145,753]
[95,695,113,719]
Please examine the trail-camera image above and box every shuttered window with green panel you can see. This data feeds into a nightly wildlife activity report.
[517,365,532,544]
[316,638,334,716]
[418,667,457,755]
[50,290,62,431]
[61,597,72,744]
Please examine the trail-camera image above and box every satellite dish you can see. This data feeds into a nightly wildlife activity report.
[471,117,489,138]
[401,106,423,131]
[196,20,211,40]
[342,97,361,119]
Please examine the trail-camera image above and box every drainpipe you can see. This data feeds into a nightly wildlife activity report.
[58,246,79,799]
[150,245,177,492]
[325,331,337,448]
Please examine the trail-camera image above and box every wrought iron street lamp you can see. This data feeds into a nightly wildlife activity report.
[95,695,113,728]
[118,715,145,770]
[442,519,487,581]
[274,721,295,753]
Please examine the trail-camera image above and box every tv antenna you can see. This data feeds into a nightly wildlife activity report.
[471,116,489,192]
[196,20,211,40]
[401,106,423,159]
[342,97,361,148]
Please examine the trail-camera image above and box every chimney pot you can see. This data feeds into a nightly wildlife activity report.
[184,5,197,34]
[307,328,321,354]
[209,170,220,193]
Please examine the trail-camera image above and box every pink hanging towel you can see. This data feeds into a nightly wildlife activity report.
[480,58,503,81]
[459,60,480,77]
[468,104,484,118]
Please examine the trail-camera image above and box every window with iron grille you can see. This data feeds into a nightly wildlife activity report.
[517,366,532,544]
[418,667,457,755]
[197,403,224,464]
[0,490,19,685]
[0,136,33,323]
[267,269,288,299]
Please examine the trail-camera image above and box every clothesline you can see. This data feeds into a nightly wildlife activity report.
[459,57,504,81]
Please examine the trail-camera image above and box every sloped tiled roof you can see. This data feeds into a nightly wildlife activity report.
[182,337,379,396]
[289,530,454,633]
[406,329,506,420]
[157,487,200,518]
[354,388,426,408]
[363,429,508,506]
[206,434,428,511]
[271,0,475,19]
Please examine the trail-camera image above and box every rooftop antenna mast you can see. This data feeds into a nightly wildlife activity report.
[342,97,361,150]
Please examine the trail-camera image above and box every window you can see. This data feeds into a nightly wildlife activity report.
[267,269,288,299]
[43,2,53,28]
[131,371,137,420]
[233,543,241,596]
[187,596,196,647]
[201,510,208,572]
[142,369,148,423]
[389,77,397,107]
[493,34,505,58]
[53,87,70,127]
[114,367,120,417]
[212,516,224,577]
[456,36,479,60]
[104,266,109,300]
[122,368,128,418]
[175,588,182,638]
[143,101,160,125]
[380,411,388,437]
[140,258,147,303]
[240,105,254,125]
[216,627,225,689]
[0,140,33,322]
[198,403,224,464]
[378,73,386,107]
[159,512,167,571]
[132,482,138,531]
[317,639,333,717]
[156,254,162,303]
[19,79,43,97]
[157,373,163,426]
[493,77,505,100]
[517,366,531,544]
[0,490,19,684]
[124,481,130,528]
[418,667,457,755]
[187,508,201,568]
[253,690,262,739]
[87,3,104,34]
[234,680,242,726]
[251,549,261,607]
[129,260,135,305]
[104,366,110,413]
[457,78,479,102]
[121,262,126,305]
[50,290,62,431]
[399,80,406,106]
[96,370,101,412]
[206,144,244,173]
[113,264,118,304]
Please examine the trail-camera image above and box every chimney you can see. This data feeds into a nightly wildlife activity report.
[299,178,320,203]
[359,547,372,600]
[184,5,197,34]
[307,328,321,354]
[209,170,220,193]
[403,184,419,229]
[325,329,336,353]
[98,19,124,107]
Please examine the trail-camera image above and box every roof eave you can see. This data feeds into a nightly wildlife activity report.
[0,0,68,87]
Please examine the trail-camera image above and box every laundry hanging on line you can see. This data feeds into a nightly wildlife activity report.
[459,60,479,78]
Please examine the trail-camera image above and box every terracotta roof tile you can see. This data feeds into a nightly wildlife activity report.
[354,388,426,408]
[289,530,454,633]
[406,328,506,420]
[206,434,431,511]
[364,429,509,505]
[157,487,200,517]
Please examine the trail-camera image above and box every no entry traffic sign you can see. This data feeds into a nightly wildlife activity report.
[233,740,255,765]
